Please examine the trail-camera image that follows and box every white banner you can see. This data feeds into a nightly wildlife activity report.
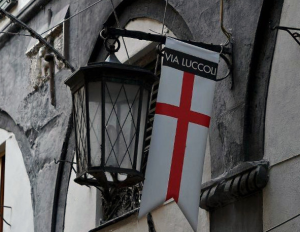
[139,38,219,231]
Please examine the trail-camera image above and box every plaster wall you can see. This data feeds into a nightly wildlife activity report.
[264,0,300,231]
[0,129,34,232]
[64,162,98,232]
[263,156,300,231]
[265,0,300,166]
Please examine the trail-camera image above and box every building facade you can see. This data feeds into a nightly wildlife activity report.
[0,0,299,231]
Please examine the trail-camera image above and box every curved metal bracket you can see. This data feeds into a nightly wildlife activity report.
[54,159,77,173]
[218,52,233,84]
[272,25,300,47]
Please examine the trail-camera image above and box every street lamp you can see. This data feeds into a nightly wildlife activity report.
[65,62,157,189]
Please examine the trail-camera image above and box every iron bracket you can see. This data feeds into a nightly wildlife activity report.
[102,27,232,55]
[54,159,77,173]
[272,25,300,47]
[101,27,233,84]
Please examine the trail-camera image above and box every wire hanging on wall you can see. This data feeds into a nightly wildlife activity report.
[154,0,169,75]
[109,0,131,64]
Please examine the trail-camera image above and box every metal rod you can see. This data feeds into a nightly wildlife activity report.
[0,214,11,227]
[101,82,106,166]
[0,206,12,209]
[54,159,77,173]
[105,28,232,54]
[133,87,143,169]
[154,0,169,75]
[161,0,169,34]
[85,80,91,168]
[109,0,131,63]
[273,26,300,31]
[265,212,300,232]
[272,26,300,47]
[0,8,75,72]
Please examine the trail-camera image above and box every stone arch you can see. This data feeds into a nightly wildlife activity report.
[0,110,33,183]
[88,0,193,63]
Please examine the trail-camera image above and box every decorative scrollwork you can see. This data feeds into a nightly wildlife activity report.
[272,25,300,47]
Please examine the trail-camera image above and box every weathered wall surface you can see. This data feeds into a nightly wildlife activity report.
[0,0,31,31]
[64,160,98,232]
[0,0,114,231]
[264,0,300,231]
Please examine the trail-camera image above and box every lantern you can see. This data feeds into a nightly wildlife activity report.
[65,62,157,188]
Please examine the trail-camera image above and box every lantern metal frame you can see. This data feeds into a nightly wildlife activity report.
[65,62,158,189]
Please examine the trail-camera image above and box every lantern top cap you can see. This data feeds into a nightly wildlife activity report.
[65,62,158,91]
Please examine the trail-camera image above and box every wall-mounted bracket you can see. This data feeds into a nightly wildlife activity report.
[272,26,300,47]
[54,159,77,173]
[102,27,232,55]
[101,27,233,83]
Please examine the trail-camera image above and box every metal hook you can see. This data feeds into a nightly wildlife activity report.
[54,159,77,173]
[100,29,108,40]
[217,53,232,82]
[156,43,165,56]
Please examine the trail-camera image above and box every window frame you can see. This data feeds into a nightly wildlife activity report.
[0,150,5,232]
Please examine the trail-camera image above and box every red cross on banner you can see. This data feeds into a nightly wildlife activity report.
[156,72,211,202]
[139,38,219,231]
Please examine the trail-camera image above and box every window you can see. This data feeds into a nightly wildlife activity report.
[0,150,4,232]
[0,0,17,19]
[0,129,34,231]
[0,0,17,10]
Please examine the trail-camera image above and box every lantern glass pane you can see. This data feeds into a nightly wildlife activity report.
[74,87,88,174]
[88,81,102,167]
[104,82,146,170]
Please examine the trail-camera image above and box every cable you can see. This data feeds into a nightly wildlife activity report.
[265,213,300,232]
[0,31,31,36]
[0,0,105,36]
[1,0,131,67]
[161,0,168,34]
[41,0,105,35]
[109,0,131,63]
[154,0,168,75]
